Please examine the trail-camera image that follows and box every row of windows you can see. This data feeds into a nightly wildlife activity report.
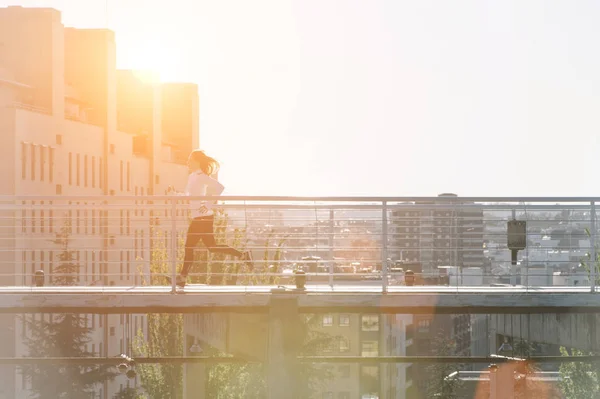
[22,247,146,285]
[319,337,351,353]
[67,152,103,189]
[22,314,144,338]
[21,202,155,237]
[21,142,161,193]
[21,142,55,182]
[321,314,380,332]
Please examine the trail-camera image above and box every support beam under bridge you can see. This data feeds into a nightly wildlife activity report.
[0,285,599,314]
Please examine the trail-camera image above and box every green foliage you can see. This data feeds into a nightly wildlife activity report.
[21,219,117,398]
[205,209,248,285]
[133,228,184,398]
[203,314,338,399]
[513,339,537,358]
[113,387,145,399]
[206,360,266,398]
[559,346,600,398]
[50,219,81,286]
[175,210,287,286]
[294,314,338,396]
[425,333,464,399]
[579,228,600,285]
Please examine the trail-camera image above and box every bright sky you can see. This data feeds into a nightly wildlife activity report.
[3,0,600,197]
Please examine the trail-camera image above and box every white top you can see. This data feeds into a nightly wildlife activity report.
[185,170,225,218]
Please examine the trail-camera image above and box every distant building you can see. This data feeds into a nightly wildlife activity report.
[0,6,198,398]
[391,193,485,276]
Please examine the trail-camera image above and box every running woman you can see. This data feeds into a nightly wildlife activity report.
[174,149,251,287]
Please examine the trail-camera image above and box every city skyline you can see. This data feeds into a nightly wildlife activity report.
[2,0,599,199]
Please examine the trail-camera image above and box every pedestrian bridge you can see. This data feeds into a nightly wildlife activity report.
[2,195,600,353]
[0,285,598,314]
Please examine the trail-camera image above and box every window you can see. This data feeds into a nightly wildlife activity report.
[110,144,115,154]
[40,146,45,181]
[55,184,62,195]
[56,134,62,145]
[49,147,54,182]
[31,202,36,233]
[84,207,88,234]
[30,143,36,180]
[361,315,379,331]
[68,152,72,185]
[361,341,378,357]
[99,157,103,189]
[21,142,27,180]
[339,314,350,327]
[48,201,53,232]
[322,314,333,327]
[127,161,131,191]
[418,320,430,333]
[40,201,45,233]
[120,161,123,191]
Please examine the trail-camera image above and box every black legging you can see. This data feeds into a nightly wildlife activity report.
[180,215,243,277]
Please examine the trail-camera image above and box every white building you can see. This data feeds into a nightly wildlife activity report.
[0,6,198,398]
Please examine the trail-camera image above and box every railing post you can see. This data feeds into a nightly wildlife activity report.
[591,201,596,293]
[382,201,388,293]
[170,197,177,292]
[328,209,334,288]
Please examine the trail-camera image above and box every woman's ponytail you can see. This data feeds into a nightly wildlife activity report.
[190,150,220,176]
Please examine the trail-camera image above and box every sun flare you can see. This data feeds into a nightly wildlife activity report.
[130,39,181,83]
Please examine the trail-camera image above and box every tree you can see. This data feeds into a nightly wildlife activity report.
[206,356,266,398]
[513,339,537,358]
[425,333,464,399]
[579,228,600,285]
[294,314,338,396]
[203,313,338,399]
[20,219,117,398]
[559,347,600,399]
[133,228,184,398]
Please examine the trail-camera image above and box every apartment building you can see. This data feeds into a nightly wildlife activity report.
[183,312,413,399]
[391,193,485,276]
[0,6,198,398]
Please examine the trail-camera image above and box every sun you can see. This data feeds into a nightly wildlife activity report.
[130,39,181,83]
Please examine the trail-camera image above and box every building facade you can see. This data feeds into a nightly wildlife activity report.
[391,193,484,276]
[0,6,198,398]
